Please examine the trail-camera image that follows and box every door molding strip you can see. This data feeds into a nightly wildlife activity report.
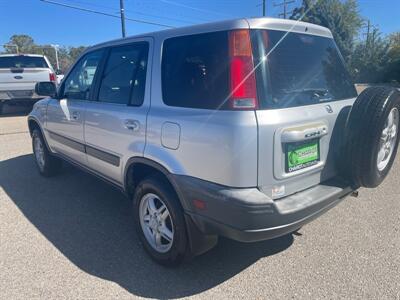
[48,130,120,167]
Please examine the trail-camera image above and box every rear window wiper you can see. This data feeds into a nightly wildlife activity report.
[283,88,329,95]
[283,88,332,102]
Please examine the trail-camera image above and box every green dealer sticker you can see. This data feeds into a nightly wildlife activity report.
[286,139,320,172]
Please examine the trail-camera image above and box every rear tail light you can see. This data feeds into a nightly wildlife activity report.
[49,72,56,82]
[228,30,258,110]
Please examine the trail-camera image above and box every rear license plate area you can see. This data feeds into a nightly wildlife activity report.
[10,90,33,98]
[285,138,320,173]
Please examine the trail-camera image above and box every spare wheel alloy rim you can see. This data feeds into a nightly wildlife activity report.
[377,107,399,171]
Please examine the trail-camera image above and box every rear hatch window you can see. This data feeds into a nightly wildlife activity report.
[251,29,357,109]
[0,56,49,69]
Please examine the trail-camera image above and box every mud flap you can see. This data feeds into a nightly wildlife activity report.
[184,214,218,258]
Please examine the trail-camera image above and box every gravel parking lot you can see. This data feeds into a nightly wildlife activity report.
[0,114,399,299]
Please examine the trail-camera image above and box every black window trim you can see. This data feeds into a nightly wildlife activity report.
[93,41,150,107]
[90,47,110,102]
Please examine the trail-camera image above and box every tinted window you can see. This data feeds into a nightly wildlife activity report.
[63,50,104,100]
[162,31,229,109]
[0,56,48,68]
[98,43,149,105]
[252,30,357,109]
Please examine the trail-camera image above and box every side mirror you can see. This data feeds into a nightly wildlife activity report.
[35,82,57,98]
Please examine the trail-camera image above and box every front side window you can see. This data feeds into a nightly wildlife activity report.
[98,43,149,105]
[252,29,358,109]
[62,50,104,100]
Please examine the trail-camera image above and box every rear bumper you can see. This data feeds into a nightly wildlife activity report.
[172,175,354,242]
[0,90,43,102]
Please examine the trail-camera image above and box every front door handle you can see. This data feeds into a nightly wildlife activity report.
[124,119,140,131]
[71,111,80,120]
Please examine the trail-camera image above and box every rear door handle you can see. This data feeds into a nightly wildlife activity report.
[124,119,140,131]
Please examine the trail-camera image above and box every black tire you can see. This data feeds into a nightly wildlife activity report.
[32,128,62,177]
[132,174,188,266]
[343,86,400,188]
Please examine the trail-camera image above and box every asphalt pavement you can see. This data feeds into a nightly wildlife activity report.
[0,113,399,299]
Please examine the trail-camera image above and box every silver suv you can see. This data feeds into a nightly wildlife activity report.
[28,18,400,265]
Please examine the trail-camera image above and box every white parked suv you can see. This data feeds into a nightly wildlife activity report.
[28,18,400,266]
[0,54,57,114]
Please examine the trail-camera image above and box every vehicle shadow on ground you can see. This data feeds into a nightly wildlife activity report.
[0,154,294,299]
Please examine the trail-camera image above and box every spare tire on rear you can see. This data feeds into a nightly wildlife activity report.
[342,86,400,188]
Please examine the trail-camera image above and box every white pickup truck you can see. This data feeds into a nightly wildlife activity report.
[0,54,57,114]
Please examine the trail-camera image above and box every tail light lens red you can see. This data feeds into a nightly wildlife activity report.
[49,72,56,82]
[228,30,258,110]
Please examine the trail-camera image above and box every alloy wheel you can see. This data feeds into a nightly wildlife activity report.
[139,193,174,253]
[377,107,399,171]
[33,135,45,171]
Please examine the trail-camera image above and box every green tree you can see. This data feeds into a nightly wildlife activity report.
[68,46,87,62]
[291,0,363,63]
[349,28,390,83]
[4,34,35,53]
[1,34,87,73]
[384,32,400,83]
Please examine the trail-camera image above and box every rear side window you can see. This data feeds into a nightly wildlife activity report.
[162,31,230,109]
[0,56,48,68]
[252,29,357,109]
[98,43,149,105]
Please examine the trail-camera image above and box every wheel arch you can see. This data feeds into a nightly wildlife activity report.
[28,117,52,152]
[28,117,41,137]
[124,156,217,256]
[123,157,187,208]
